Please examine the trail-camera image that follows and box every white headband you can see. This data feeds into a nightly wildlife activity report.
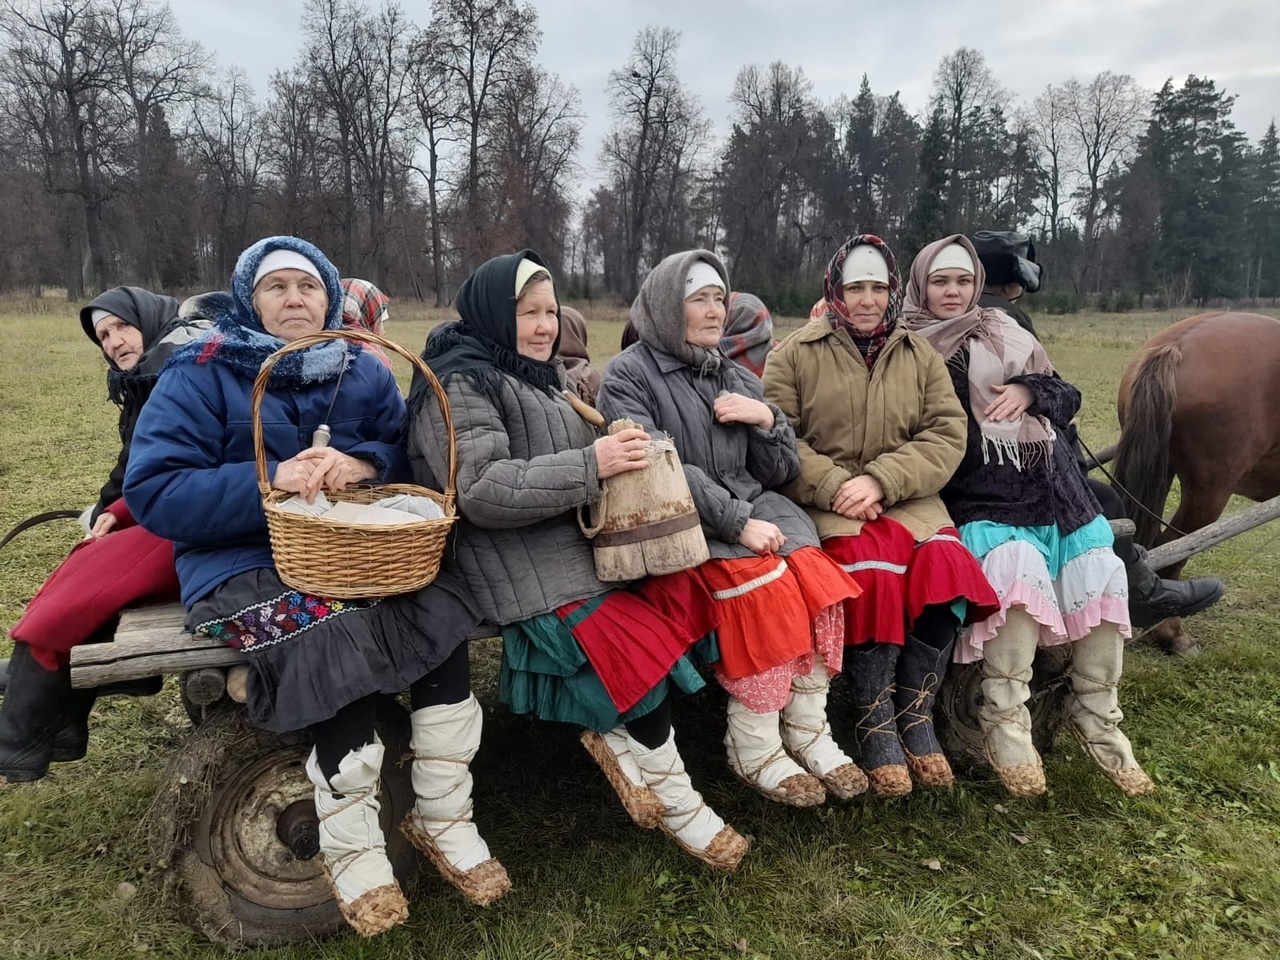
[253,250,323,289]
[685,260,725,297]
[929,243,975,276]
[91,309,115,330]
[841,246,890,286]
[515,258,551,297]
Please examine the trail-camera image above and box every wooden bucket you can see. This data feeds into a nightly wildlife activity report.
[579,419,709,582]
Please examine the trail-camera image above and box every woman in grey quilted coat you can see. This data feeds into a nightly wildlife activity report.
[596,251,865,808]
[410,250,749,872]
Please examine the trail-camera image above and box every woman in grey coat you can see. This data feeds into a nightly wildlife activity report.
[597,251,865,807]
[410,250,749,872]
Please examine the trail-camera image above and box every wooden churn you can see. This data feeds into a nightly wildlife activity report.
[579,419,709,581]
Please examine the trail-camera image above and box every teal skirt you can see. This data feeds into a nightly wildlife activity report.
[499,610,718,732]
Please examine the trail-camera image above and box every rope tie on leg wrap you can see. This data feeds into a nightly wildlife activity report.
[317,783,385,885]
[894,670,941,737]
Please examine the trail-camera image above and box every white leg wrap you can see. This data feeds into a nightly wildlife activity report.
[601,727,647,788]
[782,659,856,777]
[979,608,1041,771]
[1069,624,1143,772]
[629,732,727,853]
[407,695,492,873]
[724,698,810,791]
[306,738,396,906]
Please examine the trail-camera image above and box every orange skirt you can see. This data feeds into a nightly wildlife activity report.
[691,546,862,680]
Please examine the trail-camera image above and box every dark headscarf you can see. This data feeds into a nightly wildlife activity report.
[415,250,563,410]
[80,286,185,405]
[165,236,351,388]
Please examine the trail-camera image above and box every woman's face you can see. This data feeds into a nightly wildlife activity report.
[95,315,144,370]
[684,285,727,348]
[840,281,890,334]
[253,269,329,341]
[925,268,976,320]
[515,279,559,361]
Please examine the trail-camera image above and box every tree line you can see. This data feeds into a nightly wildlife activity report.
[1,0,1277,310]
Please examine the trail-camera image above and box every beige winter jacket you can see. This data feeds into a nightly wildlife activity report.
[762,318,966,542]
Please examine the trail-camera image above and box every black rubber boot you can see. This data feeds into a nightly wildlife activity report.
[843,642,911,796]
[0,643,72,783]
[50,688,98,763]
[1126,544,1225,630]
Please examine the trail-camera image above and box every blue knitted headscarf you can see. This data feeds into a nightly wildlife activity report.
[166,236,352,386]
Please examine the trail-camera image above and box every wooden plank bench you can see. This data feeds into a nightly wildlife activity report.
[70,602,242,690]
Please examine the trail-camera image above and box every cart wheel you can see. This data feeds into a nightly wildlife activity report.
[149,698,416,948]
[936,645,1073,773]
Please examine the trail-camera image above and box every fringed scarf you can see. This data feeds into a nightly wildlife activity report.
[820,234,903,369]
[165,236,352,388]
[902,234,1056,471]
[412,250,563,415]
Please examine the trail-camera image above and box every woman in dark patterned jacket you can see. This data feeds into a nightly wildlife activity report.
[904,234,1154,800]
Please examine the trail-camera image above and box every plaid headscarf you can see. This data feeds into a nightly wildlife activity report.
[720,291,775,377]
[341,278,391,368]
[819,234,903,369]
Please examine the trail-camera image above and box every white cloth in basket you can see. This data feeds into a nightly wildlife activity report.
[277,491,446,524]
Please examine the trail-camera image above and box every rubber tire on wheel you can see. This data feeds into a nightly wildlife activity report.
[149,697,416,948]
[936,645,1073,773]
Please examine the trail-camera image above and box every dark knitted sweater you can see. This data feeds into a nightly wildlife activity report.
[939,349,1101,534]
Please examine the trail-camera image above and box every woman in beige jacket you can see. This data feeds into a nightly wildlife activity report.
[763,234,997,796]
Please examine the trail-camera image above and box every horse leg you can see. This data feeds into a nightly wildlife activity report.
[1147,482,1234,657]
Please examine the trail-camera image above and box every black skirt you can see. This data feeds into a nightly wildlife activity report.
[186,566,482,733]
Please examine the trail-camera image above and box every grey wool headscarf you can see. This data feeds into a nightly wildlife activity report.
[629,249,731,374]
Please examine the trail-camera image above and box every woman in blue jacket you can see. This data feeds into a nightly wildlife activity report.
[124,236,503,937]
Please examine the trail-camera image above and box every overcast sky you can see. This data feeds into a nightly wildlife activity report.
[170,0,1280,184]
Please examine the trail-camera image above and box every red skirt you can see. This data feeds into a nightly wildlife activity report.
[823,519,997,646]
[556,576,718,714]
[11,524,180,670]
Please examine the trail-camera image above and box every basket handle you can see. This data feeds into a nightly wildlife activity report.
[251,328,457,506]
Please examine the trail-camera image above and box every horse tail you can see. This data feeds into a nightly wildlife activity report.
[1113,343,1181,546]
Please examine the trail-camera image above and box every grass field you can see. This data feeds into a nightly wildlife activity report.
[3,302,1280,959]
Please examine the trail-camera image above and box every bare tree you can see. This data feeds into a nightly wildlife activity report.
[930,47,1008,232]
[189,68,264,283]
[346,1,415,285]
[409,27,458,304]
[103,0,209,285]
[1027,83,1071,244]
[479,65,580,267]
[1065,72,1148,289]
[430,0,537,269]
[600,26,705,298]
[2,0,122,294]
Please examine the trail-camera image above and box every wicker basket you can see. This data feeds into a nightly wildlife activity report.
[252,328,457,598]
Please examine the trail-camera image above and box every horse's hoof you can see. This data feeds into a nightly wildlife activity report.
[1163,635,1202,659]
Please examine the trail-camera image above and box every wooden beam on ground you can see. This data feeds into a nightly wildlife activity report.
[1145,493,1280,571]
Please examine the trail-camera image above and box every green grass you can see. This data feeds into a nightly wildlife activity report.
[3,305,1280,959]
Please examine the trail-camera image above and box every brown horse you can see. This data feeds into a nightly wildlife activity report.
[1113,311,1280,647]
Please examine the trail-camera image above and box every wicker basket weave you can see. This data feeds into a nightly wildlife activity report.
[252,328,457,598]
